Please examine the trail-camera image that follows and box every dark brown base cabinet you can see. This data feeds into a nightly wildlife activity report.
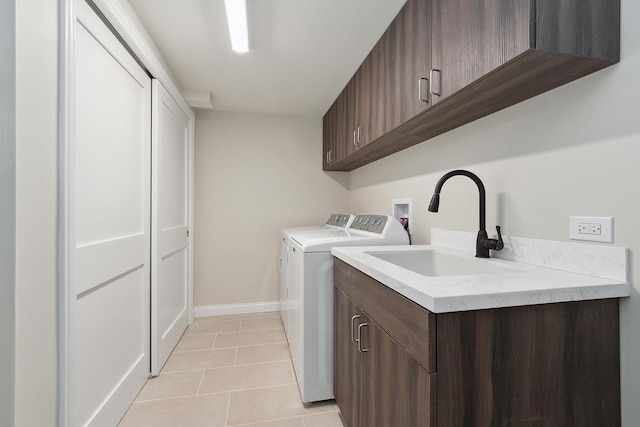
[333,258,621,427]
[323,0,620,171]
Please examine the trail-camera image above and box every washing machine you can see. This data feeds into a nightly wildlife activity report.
[279,214,354,340]
[287,214,410,403]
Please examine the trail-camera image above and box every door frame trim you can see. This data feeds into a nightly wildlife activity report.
[58,1,194,425]
[0,0,16,424]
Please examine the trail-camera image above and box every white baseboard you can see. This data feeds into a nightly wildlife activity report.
[194,301,282,318]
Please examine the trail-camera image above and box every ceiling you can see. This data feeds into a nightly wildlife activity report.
[126,0,407,115]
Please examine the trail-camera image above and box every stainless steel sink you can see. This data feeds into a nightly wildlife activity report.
[366,249,521,277]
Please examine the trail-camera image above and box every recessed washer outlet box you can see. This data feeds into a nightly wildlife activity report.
[392,198,412,235]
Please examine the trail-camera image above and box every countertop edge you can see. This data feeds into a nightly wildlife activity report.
[332,246,630,314]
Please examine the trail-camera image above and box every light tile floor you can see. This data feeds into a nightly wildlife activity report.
[118,312,344,427]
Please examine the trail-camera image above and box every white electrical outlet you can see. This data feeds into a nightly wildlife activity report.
[569,216,613,242]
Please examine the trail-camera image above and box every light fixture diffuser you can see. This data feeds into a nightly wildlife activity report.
[224,0,249,54]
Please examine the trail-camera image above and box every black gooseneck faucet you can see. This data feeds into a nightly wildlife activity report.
[428,170,504,258]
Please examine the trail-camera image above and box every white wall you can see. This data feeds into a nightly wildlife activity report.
[0,0,16,424]
[15,0,59,424]
[194,111,349,309]
[347,0,640,424]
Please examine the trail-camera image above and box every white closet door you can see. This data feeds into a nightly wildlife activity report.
[151,79,190,374]
[73,1,151,425]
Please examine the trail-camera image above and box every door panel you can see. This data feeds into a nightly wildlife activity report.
[151,80,190,374]
[357,36,387,146]
[384,0,431,129]
[334,289,362,427]
[431,0,531,103]
[73,0,151,425]
[361,316,435,427]
[75,269,148,426]
[74,235,145,296]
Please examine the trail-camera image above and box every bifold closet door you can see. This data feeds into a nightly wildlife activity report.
[73,0,151,425]
[151,79,190,374]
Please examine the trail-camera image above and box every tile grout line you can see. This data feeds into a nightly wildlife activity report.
[172,334,217,353]
[218,327,285,335]
[231,415,304,427]
[195,368,206,395]
[234,359,292,367]
[288,360,296,384]
[129,389,230,404]
[224,390,232,427]
[200,380,299,396]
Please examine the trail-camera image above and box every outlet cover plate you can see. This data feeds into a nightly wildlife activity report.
[569,216,613,243]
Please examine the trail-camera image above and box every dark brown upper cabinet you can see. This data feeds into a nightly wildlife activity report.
[355,36,388,149]
[322,0,620,171]
[322,101,338,169]
[384,0,432,129]
[324,36,389,167]
[431,0,533,104]
[323,80,356,168]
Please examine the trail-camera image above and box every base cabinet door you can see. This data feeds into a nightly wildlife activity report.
[334,289,362,427]
[360,316,435,427]
[334,288,436,427]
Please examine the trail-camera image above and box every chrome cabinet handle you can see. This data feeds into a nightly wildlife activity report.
[418,77,429,103]
[429,69,442,97]
[326,150,332,164]
[353,128,362,146]
[357,323,368,352]
[351,314,361,343]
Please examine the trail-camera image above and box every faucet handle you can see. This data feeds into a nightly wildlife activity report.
[494,226,504,250]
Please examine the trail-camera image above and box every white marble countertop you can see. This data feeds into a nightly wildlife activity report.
[331,230,630,313]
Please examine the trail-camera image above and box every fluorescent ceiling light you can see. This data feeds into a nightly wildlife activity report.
[224,0,249,54]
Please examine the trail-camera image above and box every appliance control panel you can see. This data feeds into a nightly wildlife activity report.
[326,214,353,228]
[349,215,389,234]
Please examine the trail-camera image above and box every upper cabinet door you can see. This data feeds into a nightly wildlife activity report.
[355,36,387,148]
[322,102,337,169]
[431,0,531,103]
[342,78,359,159]
[384,0,432,130]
